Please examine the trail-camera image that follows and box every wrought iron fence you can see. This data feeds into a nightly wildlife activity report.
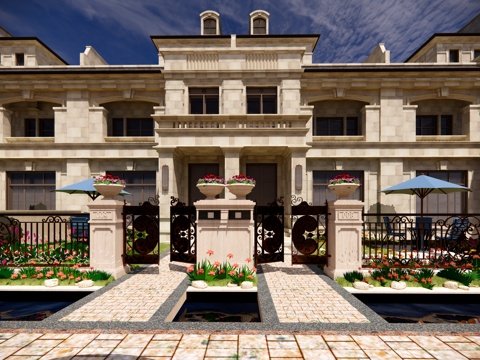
[0,212,90,266]
[362,213,480,267]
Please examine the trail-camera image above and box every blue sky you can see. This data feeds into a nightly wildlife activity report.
[1,0,479,65]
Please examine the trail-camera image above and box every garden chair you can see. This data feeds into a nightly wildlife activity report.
[436,217,468,243]
[383,216,406,245]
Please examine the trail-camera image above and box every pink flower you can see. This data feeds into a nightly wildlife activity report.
[228,270,236,276]
[206,249,214,256]
[213,261,221,267]
[219,269,225,274]
[232,263,239,268]
[247,275,253,279]
[251,267,257,272]
[197,268,205,275]
[208,271,216,276]
[187,266,194,273]
[245,258,252,263]
[227,253,233,259]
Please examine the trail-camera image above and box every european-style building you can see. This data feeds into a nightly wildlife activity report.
[0,10,479,238]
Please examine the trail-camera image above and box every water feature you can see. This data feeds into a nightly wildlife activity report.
[0,291,92,321]
[172,291,260,322]
[355,294,480,324]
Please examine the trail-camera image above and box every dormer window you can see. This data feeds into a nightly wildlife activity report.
[449,49,459,63]
[200,11,221,35]
[203,18,217,35]
[249,10,270,35]
[15,53,24,66]
[253,18,266,35]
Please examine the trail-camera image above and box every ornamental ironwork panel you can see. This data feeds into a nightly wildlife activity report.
[291,195,328,265]
[254,198,284,266]
[170,196,196,264]
[123,196,160,265]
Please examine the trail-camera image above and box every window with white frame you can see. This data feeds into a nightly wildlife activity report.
[203,18,217,35]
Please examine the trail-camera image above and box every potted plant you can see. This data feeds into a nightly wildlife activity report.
[93,174,126,198]
[196,174,225,200]
[327,174,360,199]
[226,174,255,199]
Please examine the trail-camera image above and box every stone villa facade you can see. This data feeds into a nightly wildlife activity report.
[0,10,479,238]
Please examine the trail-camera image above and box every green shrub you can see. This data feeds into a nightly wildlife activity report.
[0,268,13,279]
[412,268,436,289]
[343,270,364,283]
[437,267,477,286]
[83,269,112,281]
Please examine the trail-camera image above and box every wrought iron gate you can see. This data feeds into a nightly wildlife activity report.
[291,195,328,265]
[123,196,160,265]
[170,197,197,263]
[254,198,284,266]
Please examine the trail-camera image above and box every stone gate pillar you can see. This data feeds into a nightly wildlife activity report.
[88,199,129,279]
[324,199,364,279]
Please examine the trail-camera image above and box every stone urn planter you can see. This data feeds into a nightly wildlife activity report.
[196,183,224,200]
[94,184,125,199]
[328,183,360,200]
[226,183,255,200]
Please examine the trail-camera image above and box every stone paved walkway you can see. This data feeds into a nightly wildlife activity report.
[0,331,480,359]
[262,255,369,323]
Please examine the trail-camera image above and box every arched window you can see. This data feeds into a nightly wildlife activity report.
[253,18,266,35]
[203,18,217,35]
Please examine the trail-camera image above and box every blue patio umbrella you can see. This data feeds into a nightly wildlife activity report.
[381,175,471,220]
[54,178,130,200]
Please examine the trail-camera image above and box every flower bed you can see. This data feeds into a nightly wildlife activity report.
[0,266,114,286]
[186,251,257,287]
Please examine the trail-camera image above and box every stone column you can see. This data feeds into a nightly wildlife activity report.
[223,148,241,200]
[324,199,364,280]
[0,107,12,142]
[88,199,129,279]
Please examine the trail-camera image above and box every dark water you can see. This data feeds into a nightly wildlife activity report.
[173,292,260,322]
[0,291,91,321]
[355,294,480,324]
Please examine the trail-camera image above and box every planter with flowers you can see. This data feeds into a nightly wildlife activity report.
[226,174,256,200]
[328,174,360,200]
[93,174,126,199]
[196,174,225,200]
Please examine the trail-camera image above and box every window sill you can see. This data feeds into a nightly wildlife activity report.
[105,137,155,143]
[416,135,467,141]
[5,137,54,143]
[312,136,365,141]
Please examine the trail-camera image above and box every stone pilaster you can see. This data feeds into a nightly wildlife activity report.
[88,199,129,279]
[324,199,364,279]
